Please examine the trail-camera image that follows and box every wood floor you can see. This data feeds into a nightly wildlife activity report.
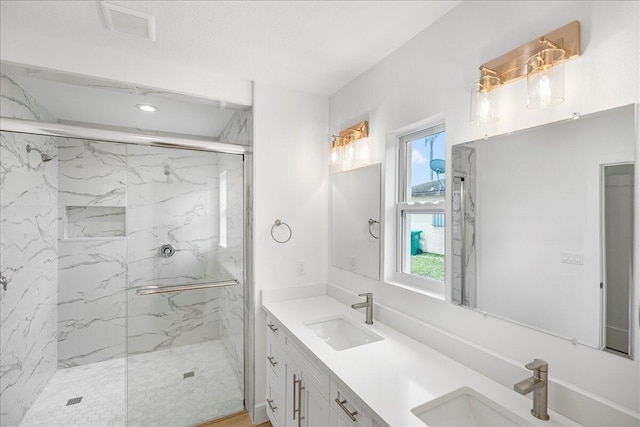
[195,411,272,427]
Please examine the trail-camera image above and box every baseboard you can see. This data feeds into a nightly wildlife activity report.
[252,402,268,426]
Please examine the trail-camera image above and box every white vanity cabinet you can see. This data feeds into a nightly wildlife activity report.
[284,348,330,427]
[266,317,286,427]
[266,317,331,427]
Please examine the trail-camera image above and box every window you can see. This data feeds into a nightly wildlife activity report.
[396,125,446,289]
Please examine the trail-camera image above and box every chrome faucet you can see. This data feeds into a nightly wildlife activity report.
[351,293,373,324]
[514,359,549,421]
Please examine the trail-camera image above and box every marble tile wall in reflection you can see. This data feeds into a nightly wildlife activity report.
[452,146,477,307]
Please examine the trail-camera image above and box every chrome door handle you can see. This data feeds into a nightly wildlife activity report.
[0,274,7,291]
[267,398,277,413]
[335,397,358,421]
[267,356,278,367]
[268,323,278,333]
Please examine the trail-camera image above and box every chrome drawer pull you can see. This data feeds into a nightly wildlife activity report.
[293,374,301,419]
[268,323,278,333]
[267,398,277,413]
[335,398,358,421]
[267,356,278,367]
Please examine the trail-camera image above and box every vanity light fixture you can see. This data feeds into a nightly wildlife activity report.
[526,39,565,108]
[471,21,581,123]
[471,67,500,125]
[329,121,369,167]
[136,104,159,112]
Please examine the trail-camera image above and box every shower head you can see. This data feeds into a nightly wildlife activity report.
[26,144,53,163]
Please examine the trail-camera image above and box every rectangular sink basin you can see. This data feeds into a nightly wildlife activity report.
[305,316,383,351]
[411,387,534,427]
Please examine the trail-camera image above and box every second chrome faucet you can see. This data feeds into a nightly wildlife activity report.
[514,359,549,421]
[351,292,374,324]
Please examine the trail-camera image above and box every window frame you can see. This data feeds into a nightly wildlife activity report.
[394,124,446,293]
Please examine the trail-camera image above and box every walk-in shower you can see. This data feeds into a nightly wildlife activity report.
[0,65,254,427]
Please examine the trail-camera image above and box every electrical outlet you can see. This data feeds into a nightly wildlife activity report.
[561,252,583,265]
[349,256,357,271]
[297,260,305,276]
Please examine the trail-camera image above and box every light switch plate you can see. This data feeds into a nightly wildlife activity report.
[561,252,583,265]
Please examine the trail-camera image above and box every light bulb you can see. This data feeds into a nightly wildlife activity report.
[537,75,552,108]
[344,142,354,160]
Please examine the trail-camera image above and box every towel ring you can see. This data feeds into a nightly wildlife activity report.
[271,219,292,244]
[368,218,380,239]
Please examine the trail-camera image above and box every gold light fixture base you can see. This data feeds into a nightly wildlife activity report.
[480,21,580,85]
[338,121,368,145]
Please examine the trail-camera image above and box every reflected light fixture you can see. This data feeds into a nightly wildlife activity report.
[136,104,159,112]
[328,121,369,167]
[471,20,580,123]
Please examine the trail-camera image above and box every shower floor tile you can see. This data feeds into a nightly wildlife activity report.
[18,340,243,427]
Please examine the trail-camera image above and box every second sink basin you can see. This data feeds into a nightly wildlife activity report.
[411,387,534,427]
[305,315,383,351]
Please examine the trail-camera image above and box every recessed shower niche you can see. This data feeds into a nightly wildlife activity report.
[63,206,126,239]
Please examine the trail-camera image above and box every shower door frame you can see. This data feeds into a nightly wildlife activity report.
[0,117,256,423]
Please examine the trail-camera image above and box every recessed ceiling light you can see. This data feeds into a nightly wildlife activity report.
[136,104,159,112]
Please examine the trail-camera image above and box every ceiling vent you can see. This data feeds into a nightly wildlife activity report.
[100,2,156,41]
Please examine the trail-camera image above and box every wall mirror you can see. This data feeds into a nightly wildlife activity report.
[452,104,637,358]
[332,164,382,280]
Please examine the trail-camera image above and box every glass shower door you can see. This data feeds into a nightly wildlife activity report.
[125,145,245,426]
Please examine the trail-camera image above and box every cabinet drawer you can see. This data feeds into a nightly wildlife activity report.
[330,381,373,427]
[266,369,285,427]
[266,336,284,379]
[266,316,284,345]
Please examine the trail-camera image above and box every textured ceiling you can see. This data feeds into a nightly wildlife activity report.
[0,1,460,96]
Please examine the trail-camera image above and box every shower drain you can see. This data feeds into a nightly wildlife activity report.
[66,397,83,406]
[183,371,195,379]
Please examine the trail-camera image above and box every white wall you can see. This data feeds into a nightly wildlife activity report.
[253,81,329,420]
[0,27,252,106]
[329,0,640,413]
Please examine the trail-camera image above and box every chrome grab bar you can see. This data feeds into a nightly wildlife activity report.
[335,397,358,421]
[136,279,238,295]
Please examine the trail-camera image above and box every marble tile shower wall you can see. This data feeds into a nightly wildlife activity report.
[219,110,252,146]
[57,140,241,361]
[125,145,228,354]
[57,138,128,368]
[1,73,59,427]
[218,153,245,390]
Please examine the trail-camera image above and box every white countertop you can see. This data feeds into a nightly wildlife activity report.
[262,294,579,427]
